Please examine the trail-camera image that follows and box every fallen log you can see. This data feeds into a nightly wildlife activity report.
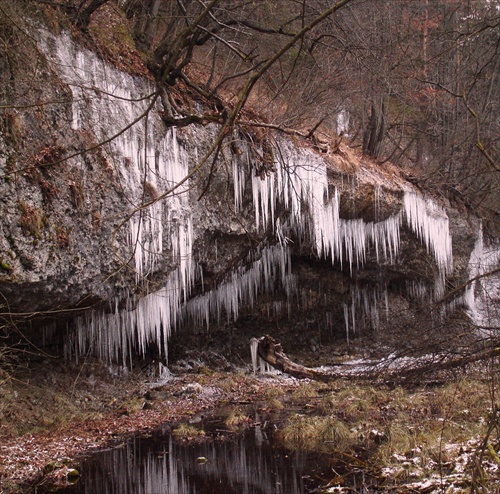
[251,336,500,384]
[251,335,334,382]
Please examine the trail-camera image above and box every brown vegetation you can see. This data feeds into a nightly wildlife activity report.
[1,355,499,493]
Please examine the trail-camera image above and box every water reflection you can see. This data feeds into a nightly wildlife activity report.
[56,422,330,494]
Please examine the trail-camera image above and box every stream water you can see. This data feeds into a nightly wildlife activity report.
[52,414,372,494]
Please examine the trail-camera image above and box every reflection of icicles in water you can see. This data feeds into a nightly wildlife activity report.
[65,437,192,494]
[64,428,321,494]
[464,225,500,332]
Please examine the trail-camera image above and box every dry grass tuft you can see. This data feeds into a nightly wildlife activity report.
[290,382,321,403]
[172,423,205,438]
[266,397,285,411]
[224,408,251,430]
[278,414,351,453]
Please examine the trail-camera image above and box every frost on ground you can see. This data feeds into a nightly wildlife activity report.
[380,439,500,493]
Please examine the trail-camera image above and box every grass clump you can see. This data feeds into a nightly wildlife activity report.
[290,382,323,403]
[278,414,351,453]
[260,386,286,411]
[328,384,390,422]
[266,397,285,411]
[172,423,205,439]
[262,386,286,399]
[218,374,241,392]
[224,408,251,430]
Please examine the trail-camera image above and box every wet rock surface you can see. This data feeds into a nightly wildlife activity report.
[0,27,484,358]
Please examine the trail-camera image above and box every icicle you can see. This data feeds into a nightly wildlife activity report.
[407,281,429,302]
[250,338,259,374]
[341,283,392,338]
[351,296,356,335]
[184,244,296,328]
[343,303,350,345]
[250,337,277,375]
[403,191,453,276]
[464,224,500,331]
[232,154,247,211]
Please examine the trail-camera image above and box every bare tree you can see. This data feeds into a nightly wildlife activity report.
[35,0,112,28]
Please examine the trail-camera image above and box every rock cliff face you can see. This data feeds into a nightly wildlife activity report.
[0,28,496,364]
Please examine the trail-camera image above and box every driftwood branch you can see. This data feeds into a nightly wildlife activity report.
[251,336,500,384]
[252,335,333,381]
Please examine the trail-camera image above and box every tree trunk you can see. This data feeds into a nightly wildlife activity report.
[71,0,110,30]
[362,99,386,160]
[252,335,334,382]
[143,0,162,49]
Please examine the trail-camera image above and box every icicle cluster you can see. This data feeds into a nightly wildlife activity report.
[406,280,430,302]
[67,271,188,363]
[42,32,461,363]
[233,139,453,277]
[403,192,453,276]
[183,245,296,329]
[343,285,389,343]
[46,34,196,362]
[232,140,454,341]
[250,337,276,374]
[47,34,194,284]
[463,225,500,331]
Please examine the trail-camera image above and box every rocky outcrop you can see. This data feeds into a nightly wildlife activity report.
[0,28,494,364]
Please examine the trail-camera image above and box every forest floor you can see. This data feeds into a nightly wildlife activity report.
[1,350,499,493]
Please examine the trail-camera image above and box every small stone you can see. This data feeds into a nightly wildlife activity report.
[66,468,80,482]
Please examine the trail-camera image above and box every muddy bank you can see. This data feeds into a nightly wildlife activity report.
[0,356,302,493]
